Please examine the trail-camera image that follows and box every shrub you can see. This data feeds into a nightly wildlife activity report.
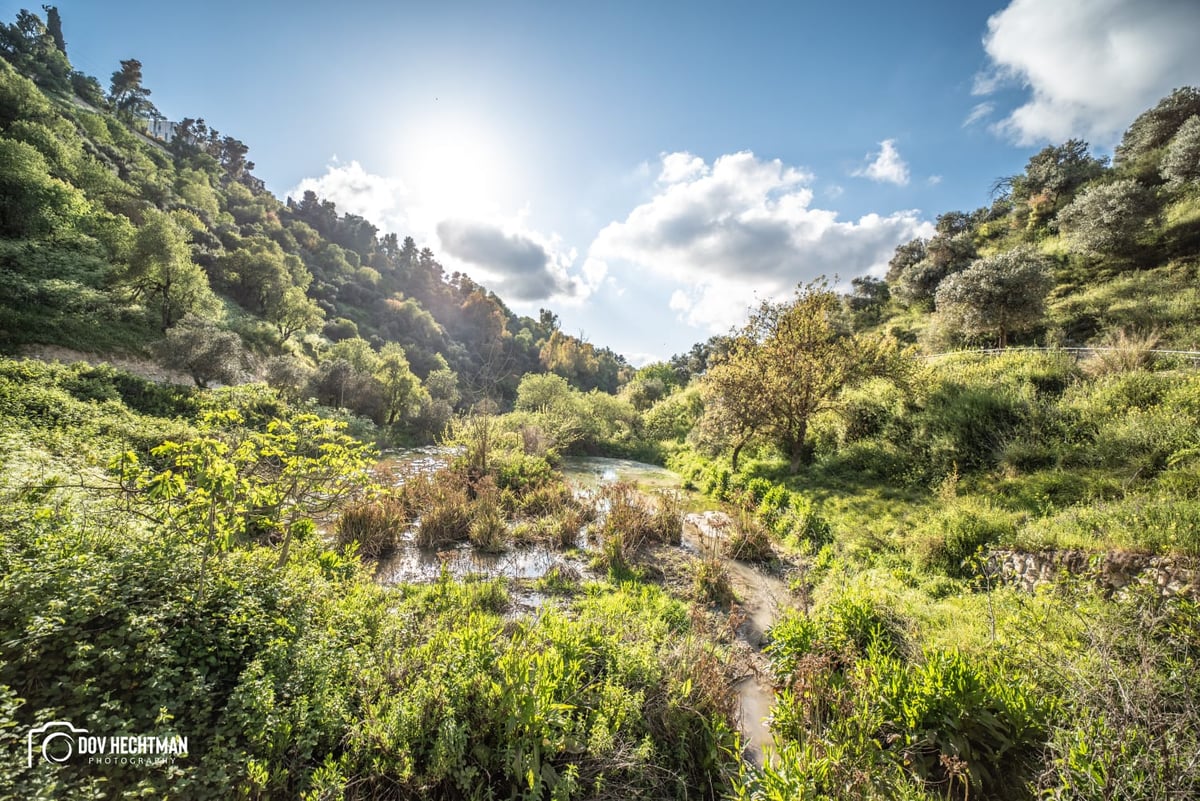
[913,500,1017,578]
[468,479,507,552]
[405,470,473,548]
[1082,328,1161,377]
[866,648,1048,798]
[334,495,407,558]
[494,449,554,494]
[724,512,773,561]
[693,558,735,606]
[648,490,683,545]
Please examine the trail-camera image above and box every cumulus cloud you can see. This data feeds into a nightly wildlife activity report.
[437,219,600,303]
[587,151,931,332]
[290,160,598,305]
[977,0,1200,145]
[852,139,910,185]
[290,160,406,226]
[658,152,708,184]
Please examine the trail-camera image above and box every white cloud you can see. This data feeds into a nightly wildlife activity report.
[963,102,995,128]
[977,0,1200,145]
[290,160,598,305]
[658,152,708,184]
[290,160,406,228]
[588,151,931,332]
[852,139,910,185]
[927,175,943,186]
[624,351,663,368]
[437,220,600,302]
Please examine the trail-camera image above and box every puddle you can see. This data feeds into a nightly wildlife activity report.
[683,510,794,763]
[560,456,682,491]
[376,541,588,583]
[376,447,456,482]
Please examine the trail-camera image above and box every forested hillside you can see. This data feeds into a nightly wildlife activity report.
[0,7,629,441]
[860,89,1200,351]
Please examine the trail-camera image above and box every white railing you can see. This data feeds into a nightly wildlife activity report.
[922,346,1200,364]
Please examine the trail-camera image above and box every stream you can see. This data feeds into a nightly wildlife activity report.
[373,450,793,765]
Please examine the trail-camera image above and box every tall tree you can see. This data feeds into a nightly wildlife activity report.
[934,247,1052,348]
[41,5,63,54]
[702,282,908,472]
[375,343,421,426]
[109,58,152,115]
[124,209,218,330]
[267,286,323,343]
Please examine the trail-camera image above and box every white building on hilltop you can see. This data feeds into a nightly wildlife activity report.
[148,118,177,142]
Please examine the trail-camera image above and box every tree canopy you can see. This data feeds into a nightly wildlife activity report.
[934,247,1052,348]
[702,282,910,472]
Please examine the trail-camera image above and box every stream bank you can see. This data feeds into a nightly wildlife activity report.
[371,450,804,765]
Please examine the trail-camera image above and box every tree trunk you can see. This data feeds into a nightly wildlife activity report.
[731,435,748,472]
[786,420,811,474]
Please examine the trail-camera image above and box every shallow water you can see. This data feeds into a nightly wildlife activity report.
[376,540,586,583]
[683,511,793,763]
[559,456,682,491]
[372,450,789,765]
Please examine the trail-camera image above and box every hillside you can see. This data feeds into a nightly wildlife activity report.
[0,7,629,441]
[864,91,1200,352]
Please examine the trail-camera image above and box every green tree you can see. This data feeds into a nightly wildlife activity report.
[844,275,891,329]
[267,286,323,343]
[217,237,296,313]
[412,367,459,440]
[1161,115,1200,185]
[264,353,315,402]
[703,282,908,472]
[109,58,152,116]
[0,58,53,127]
[113,410,374,566]
[1116,86,1200,177]
[0,137,88,237]
[124,208,218,330]
[375,342,421,426]
[1007,139,1107,206]
[157,315,247,388]
[894,213,978,306]
[885,237,927,282]
[934,247,1052,348]
[313,338,383,416]
[42,5,64,54]
[1056,179,1156,258]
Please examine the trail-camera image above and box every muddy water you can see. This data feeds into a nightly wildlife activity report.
[562,460,791,766]
[373,451,789,765]
[681,510,793,765]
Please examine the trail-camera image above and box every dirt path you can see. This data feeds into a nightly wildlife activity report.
[17,344,193,386]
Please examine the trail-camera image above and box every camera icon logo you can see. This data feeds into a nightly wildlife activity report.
[26,721,88,767]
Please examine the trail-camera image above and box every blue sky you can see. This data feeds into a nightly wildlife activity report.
[20,0,1200,363]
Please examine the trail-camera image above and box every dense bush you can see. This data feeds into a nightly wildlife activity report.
[911,500,1018,578]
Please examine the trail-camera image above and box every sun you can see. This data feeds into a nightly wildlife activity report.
[399,114,514,219]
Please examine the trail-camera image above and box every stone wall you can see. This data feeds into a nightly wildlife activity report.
[989,549,1199,600]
